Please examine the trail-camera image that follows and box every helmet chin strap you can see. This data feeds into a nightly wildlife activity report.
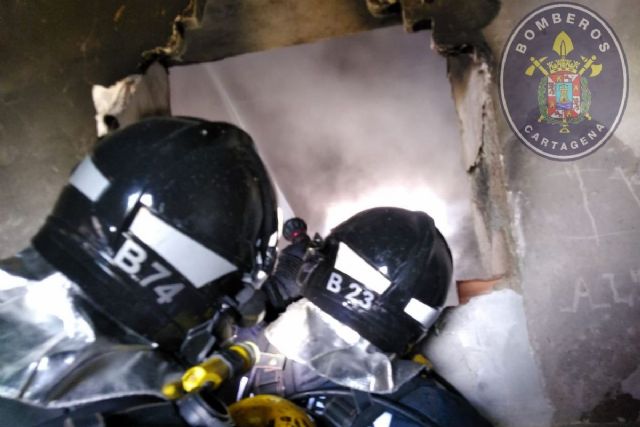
[179,308,236,365]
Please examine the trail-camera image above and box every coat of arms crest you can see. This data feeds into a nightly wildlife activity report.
[500,3,627,160]
[526,31,603,134]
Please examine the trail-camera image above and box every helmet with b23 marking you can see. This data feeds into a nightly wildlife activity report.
[298,207,452,355]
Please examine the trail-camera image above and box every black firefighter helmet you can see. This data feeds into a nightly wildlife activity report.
[32,117,279,354]
[298,207,452,355]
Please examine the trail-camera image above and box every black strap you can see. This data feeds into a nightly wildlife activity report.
[289,388,442,427]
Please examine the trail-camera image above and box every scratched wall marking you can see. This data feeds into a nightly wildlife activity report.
[561,269,639,313]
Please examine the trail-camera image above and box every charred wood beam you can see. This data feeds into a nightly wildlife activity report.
[154,0,401,64]
[367,0,500,55]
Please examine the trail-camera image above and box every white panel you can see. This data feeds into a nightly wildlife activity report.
[69,157,110,202]
[129,207,237,287]
[422,290,553,427]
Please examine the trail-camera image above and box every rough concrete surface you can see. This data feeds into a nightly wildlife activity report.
[481,1,640,424]
[0,1,185,259]
[447,53,517,282]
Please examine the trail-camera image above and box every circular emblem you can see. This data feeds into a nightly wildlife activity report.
[500,3,628,160]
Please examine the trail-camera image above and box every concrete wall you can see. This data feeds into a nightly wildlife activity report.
[0,1,185,259]
[463,1,640,424]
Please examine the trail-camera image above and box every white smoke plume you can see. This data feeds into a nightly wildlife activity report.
[169,26,485,279]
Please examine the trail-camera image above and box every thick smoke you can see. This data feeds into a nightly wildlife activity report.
[170,26,485,279]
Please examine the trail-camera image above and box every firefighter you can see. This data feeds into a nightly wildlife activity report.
[233,207,494,427]
[0,117,279,425]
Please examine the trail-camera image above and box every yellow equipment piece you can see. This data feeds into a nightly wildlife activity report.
[229,395,316,427]
[182,355,230,392]
[162,341,259,399]
[161,381,184,400]
[411,353,434,370]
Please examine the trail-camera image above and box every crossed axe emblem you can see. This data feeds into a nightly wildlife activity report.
[524,31,603,77]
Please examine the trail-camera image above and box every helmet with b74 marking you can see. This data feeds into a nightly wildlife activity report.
[33,117,279,355]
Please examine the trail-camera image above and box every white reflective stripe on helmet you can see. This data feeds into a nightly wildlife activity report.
[268,231,278,247]
[69,157,110,202]
[334,242,391,295]
[129,206,237,288]
[403,297,440,328]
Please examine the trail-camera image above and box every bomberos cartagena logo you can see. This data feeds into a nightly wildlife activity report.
[500,3,628,160]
